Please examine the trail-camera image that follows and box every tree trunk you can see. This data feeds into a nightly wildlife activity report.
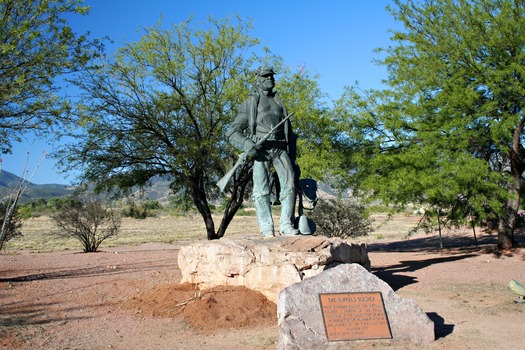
[497,123,524,249]
[216,186,244,239]
[189,162,252,240]
[497,178,519,249]
[189,174,217,240]
[216,163,252,238]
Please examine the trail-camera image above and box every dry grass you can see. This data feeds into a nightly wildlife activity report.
[368,212,422,239]
[3,214,262,252]
[3,212,422,253]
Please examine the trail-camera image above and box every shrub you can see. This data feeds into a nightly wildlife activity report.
[121,199,161,219]
[309,198,371,239]
[0,201,23,250]
[17,206,33,220]
[52,198,121,252]
[169,194,193,212]
[19,198,48,217]
[47,197,82,211]
[19,198,50,218]
[143,200,161,211]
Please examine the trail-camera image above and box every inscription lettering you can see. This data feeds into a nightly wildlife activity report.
[319,292,392,341]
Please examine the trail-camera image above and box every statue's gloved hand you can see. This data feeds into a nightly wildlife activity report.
[243,138,258,158]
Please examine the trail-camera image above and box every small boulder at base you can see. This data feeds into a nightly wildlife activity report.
[277,263,435,350]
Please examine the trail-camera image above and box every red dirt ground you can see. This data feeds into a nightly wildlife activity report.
[1,233,525,350]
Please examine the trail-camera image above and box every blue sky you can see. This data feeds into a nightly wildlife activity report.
[3,0,399,185]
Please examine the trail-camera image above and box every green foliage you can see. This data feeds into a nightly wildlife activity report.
[47,198,64,211]
[0,0,103,153]
[121,199,160,219]
[309,199,371,239]
[121,201,146,219]
[168,193,194,213]
[23,198,49,217]
[18,197,81,218]
[47,197,82,211]
[51,197,121,252]
[275,68,343,183]
[17,206,32,220]
[143,200,161,211]
[335,0,525,248]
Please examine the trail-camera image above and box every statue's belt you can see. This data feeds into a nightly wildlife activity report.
[256,139,287,150]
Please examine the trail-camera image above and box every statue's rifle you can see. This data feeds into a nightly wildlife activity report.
[217,112,293,193]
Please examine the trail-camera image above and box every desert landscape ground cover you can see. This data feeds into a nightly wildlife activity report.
[1,213,524,349]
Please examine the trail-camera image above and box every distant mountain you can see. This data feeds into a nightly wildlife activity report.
[0,170,74,203]
[0,169,342,205]
[136,176,173,202]
[0,169,175,204]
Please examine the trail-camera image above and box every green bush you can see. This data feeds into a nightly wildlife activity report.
[121,199,160,219]
[19,198,48,217]
[47,197,82,211]
[18,197,81,218]
[18,206,33,220]
[309,198,371,239]
[168,194,193,212]
[143,200,161,211]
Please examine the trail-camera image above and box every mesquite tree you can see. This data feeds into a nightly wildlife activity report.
[335,0,525,249]
[61,17,258,240]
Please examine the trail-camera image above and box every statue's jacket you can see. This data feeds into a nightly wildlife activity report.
[227,91,297,161]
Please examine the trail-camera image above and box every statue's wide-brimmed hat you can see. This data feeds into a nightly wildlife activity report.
[255,66,275,76]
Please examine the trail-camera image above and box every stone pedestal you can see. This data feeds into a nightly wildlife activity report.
[177,235,370,303]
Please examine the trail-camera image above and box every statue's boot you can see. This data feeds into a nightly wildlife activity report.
[279,192,299,235]
[253,195,274,237]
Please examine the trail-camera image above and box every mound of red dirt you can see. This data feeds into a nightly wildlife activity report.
[124,283,277,332]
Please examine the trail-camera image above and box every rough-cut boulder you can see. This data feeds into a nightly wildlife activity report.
[177,236,370,303]
[277,263,435,350]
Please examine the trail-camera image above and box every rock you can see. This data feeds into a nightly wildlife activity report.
[277,263,435,350]
[177,236,370,303]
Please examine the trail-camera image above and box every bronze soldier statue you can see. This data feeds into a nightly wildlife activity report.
[226,66,300,238]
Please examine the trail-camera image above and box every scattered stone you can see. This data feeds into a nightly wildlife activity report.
[178,236,370,303]
[277,263,435,349]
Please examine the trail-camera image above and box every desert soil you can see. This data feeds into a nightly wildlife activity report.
[1,216,524,350]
